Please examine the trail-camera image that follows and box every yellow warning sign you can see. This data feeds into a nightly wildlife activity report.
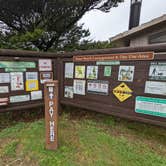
[113,83,132,102]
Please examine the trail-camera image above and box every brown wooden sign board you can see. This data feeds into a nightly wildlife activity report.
[0,45,166,127]
[44,81,58,150]
[73,52,154,62]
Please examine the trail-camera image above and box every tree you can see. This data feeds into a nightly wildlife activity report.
[77,40,115,50]
[0,0,124,51]
[0,23,90,51]
[55,24,91,52]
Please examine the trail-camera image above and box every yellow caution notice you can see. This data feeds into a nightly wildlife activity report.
[26,80,39,91]
[113,83,132,102]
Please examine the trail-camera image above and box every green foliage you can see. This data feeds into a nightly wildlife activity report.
[0,0,123,51]
[0,29,44,50]
[57,40,115,52]
[52,24,91,52]
[78,40,115,50]
[9,29,44,43]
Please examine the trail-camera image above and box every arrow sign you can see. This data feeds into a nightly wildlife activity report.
[44,81,58,150]
[49,92,54,99]
[49,107,54,118]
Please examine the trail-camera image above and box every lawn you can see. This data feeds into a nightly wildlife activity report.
[0,108,166,166]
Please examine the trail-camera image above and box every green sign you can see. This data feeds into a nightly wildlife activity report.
[0,61,36,71]
[96,61,120,65]
[135,96,166,118]
[104,66,112,76]
[5,68,27,72]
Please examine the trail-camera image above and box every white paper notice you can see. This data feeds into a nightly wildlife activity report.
[0,73,10,83]
[10,95,30,103]
[26,72,38,80]
[39,59,52,71]
[73,80,86,95]
[64,86,74,98]
[65,63,74,78]
[0,86,9,93]
[10,72,24,91]
[87,80,109,95]
[31,90,42,100]
[145,81,166,96]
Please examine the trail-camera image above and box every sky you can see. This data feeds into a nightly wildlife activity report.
[79,0,166,41]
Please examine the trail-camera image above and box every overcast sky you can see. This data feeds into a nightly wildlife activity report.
[79,0,166,41]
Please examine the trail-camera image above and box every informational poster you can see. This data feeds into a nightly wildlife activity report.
[104,66,112,77]
[96,61,120,65]
[118,66,135,82]
[0,61,36,72]
[0,73,10,83]
[0,86,9,93]
[10,95,30,103]
[73,80,86,95]
[40,72,53,84]
[135,96,166,118]
[26,80,39,91]
[145,81,166,96]
[10,72,24,91]
[86,66,98,79]
[25,72,39,91]
[26,72,38,80]
[65,63,74,78]
[87,80,109,95]
[0,98,8,106]
[113,83,133,102]
[31,90,42,100]
[75,66,85,79]
[149,62,166,80]
[64,86,74,98]
[39,59,52,71]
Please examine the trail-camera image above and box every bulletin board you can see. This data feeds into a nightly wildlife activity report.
[0,54,57,112]
[61,52,166,127]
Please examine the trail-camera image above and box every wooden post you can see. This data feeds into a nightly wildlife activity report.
[44,81,58,150]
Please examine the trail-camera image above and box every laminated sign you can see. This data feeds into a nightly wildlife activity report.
[135,96,166,118]
[113,83,133,102]
[65,63,74,78]
[40,72,53,84]
[26,80,39,91]
[26,72,39,91]
[10,72,24,91]
[39,59,52,71]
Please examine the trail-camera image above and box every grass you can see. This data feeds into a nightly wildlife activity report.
[0,109,166,166]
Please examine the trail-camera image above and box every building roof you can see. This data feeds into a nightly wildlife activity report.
[111,14,166,42]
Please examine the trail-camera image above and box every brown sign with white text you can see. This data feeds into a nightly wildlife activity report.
[44,81,58,150]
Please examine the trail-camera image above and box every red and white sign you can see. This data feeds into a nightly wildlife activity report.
[39,59,52,71]
[0,98,9,106]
